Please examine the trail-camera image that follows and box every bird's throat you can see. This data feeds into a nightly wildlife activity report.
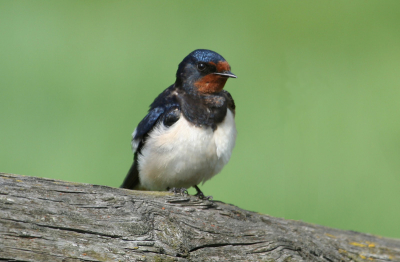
[194,75,228,94]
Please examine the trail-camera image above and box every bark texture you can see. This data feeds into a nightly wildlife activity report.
[1,173,399,262]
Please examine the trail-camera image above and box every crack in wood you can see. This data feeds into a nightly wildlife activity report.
[1,173,400,262]
[189,241,267,253]
[1,217,123,239]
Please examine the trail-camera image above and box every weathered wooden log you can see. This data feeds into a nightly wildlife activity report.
[0,173,399,262]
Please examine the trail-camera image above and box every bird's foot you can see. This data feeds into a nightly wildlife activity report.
[168,187,188,196]
[195,192,213,201]
[193,185,213,200]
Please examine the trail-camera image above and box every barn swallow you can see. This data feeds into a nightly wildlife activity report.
[121,49,237,199]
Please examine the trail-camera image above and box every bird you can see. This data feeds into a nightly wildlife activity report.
[120,49,237,199]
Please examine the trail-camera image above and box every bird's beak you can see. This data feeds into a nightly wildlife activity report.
[213,71,237,78]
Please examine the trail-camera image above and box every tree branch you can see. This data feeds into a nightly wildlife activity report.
[1,173,399,261]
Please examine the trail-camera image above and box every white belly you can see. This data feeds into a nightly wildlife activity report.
[137,109,236,191]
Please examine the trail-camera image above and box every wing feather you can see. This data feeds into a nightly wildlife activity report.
[121,86,179,189]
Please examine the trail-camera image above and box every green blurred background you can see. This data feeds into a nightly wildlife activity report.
[1,1,400,238]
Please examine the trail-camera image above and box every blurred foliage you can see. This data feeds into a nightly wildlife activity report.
[1,1,400,238]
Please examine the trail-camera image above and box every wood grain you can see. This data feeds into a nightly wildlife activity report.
[1,173,399,261]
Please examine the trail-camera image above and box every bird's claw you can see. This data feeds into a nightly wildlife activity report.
[169,187,188,196]
[195,192,213,201]
[193,185,213,200]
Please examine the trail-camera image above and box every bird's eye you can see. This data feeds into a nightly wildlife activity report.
[197,63,206,71]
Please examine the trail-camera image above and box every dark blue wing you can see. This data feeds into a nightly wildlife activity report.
[131,85,180,151]
[122,85,180,190]
[133,107,165,141]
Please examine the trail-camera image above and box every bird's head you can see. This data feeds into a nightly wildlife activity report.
[175,49,236,94]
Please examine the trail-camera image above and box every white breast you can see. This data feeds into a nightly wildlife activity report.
[137,109,236,191]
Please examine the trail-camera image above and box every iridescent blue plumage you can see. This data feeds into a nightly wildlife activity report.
[133,88,179,141]
[190,49,226,63]
[176,49,226,80]
[121,49,236,195]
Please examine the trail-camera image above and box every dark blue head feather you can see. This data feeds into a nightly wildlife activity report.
[175,49,227,87]
[189,49,226,64]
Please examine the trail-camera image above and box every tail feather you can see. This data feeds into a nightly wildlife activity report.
[121,153,140,189]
